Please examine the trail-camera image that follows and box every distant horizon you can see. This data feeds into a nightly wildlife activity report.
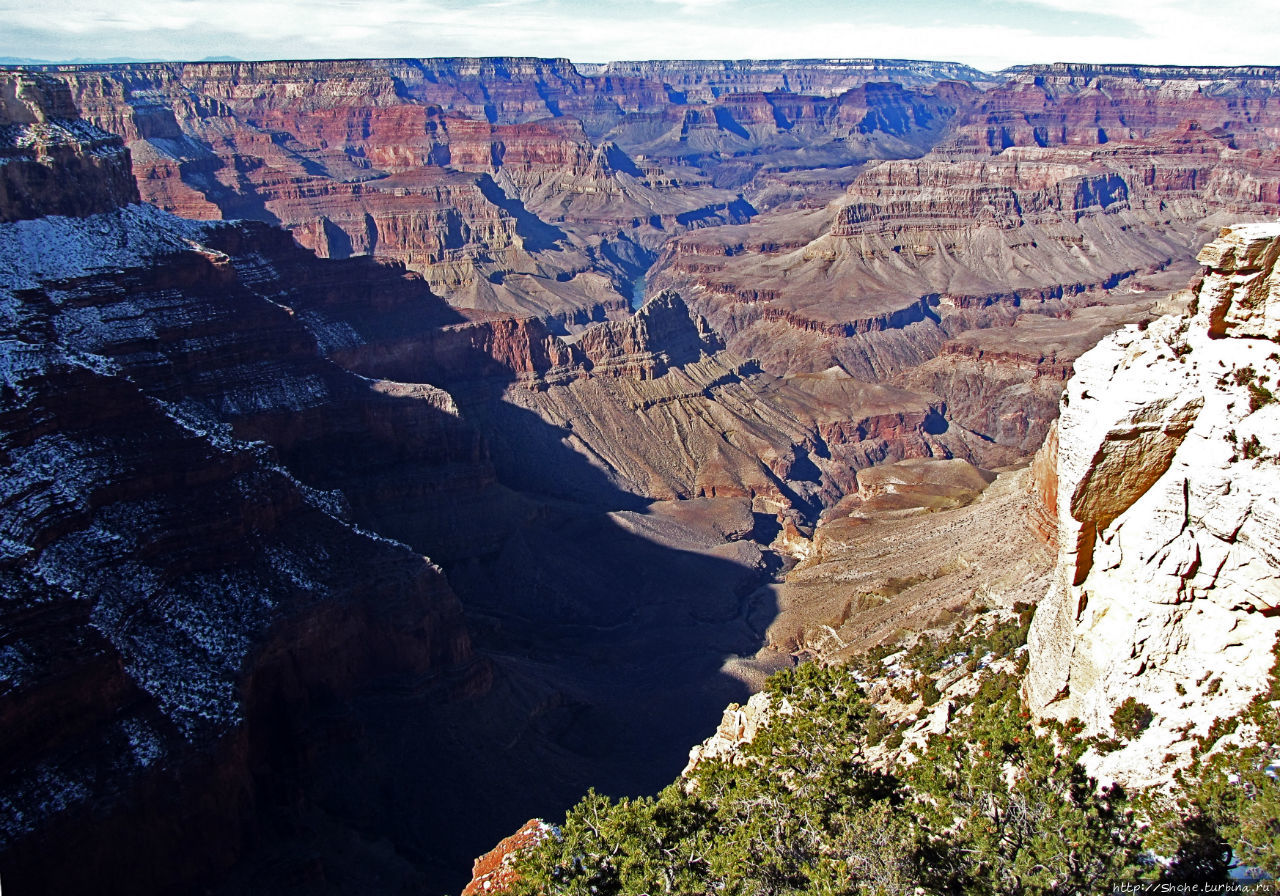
[7,54,1280,78]
[5,1,1279,74]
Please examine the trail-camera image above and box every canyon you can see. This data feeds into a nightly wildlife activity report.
[0,55,1278,894]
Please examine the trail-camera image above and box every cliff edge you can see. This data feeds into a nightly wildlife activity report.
[1025,223,1280,785]
[0,73,139,221]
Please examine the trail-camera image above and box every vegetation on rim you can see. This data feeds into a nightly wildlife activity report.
[511,615,1280,895]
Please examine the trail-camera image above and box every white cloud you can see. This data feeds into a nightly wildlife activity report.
[651,0,737,9]
[4,0,1280,69]
[1007,0,1280,65]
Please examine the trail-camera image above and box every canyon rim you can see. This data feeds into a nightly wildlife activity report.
[0,24,1279,895]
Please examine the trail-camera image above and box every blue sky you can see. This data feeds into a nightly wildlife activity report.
[4,0,1278,72]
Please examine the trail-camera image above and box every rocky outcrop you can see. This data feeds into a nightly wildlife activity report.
[682,691,778,777]
[1025,224,1280,786]
[1029,422,1060,546]
[1196,222,1280,337]
[462,819,555,896]
[576,289,723,378]
[0,72,139,221]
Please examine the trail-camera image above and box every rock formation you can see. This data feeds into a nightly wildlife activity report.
[0,80,494,893]
[26,58,979,325]
[476,293,975,513]
[0,72,139,220]
[1025,223,1280,786]
[756,459,1054,666]
[651,65,1280,458]
[37,58,1280,473]
[681,690,779,778]
[0,69,982,893]
[462,819,555,896]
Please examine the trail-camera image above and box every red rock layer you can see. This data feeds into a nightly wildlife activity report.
[461,819,551,896]
[0,73,139,221]
[25,59,977,322]
[650,66,1280,454]
[950,63,1280,154]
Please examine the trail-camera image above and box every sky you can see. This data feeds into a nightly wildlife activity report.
[4,0,1280,73]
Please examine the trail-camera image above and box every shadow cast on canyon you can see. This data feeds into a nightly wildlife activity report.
[2,223,775,894]
[218,351,780,894]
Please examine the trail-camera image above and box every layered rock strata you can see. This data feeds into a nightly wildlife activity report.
[0,72,139,220]
[575,58,995,96]
[338,288,980,516]
[1025,224,1280,786]
[651,66,1280,456]
[22,59,978,322]
[0,87,502,892]
[758,460,1054,664]
[0,208,492,892]
[0,83,987,892]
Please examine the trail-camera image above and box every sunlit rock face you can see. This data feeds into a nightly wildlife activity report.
[649,64,1280,458]
[54,59,1280,471]
[43,58,980,323]
[1025,223,1280,787]
[0,72,139,221]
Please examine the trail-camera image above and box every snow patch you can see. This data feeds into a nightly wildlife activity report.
[0,204,207,290]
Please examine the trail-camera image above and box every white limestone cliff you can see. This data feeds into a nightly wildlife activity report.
[1024,223,1280,786]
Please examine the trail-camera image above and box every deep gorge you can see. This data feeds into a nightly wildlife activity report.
[1,57,1279,893]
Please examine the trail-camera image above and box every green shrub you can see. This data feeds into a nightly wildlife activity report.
[1231,365,1258,387]
[518,642,1153,896]
[1248,383,1275,413]
[1112,697,1154,739]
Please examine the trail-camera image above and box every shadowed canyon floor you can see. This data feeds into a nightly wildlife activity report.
[0,207,789,893]
[3,59,1280,894]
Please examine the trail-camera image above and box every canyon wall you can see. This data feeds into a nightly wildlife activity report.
[28,58,1280,467]
[0,72,139,220]
[1025,223,1280,786]
[575,58,996,95]
[0,69,978,892]
[651,65,1280,456]
[8,56,1280,891]
[0,80,496,892]
[18,58,977,325]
